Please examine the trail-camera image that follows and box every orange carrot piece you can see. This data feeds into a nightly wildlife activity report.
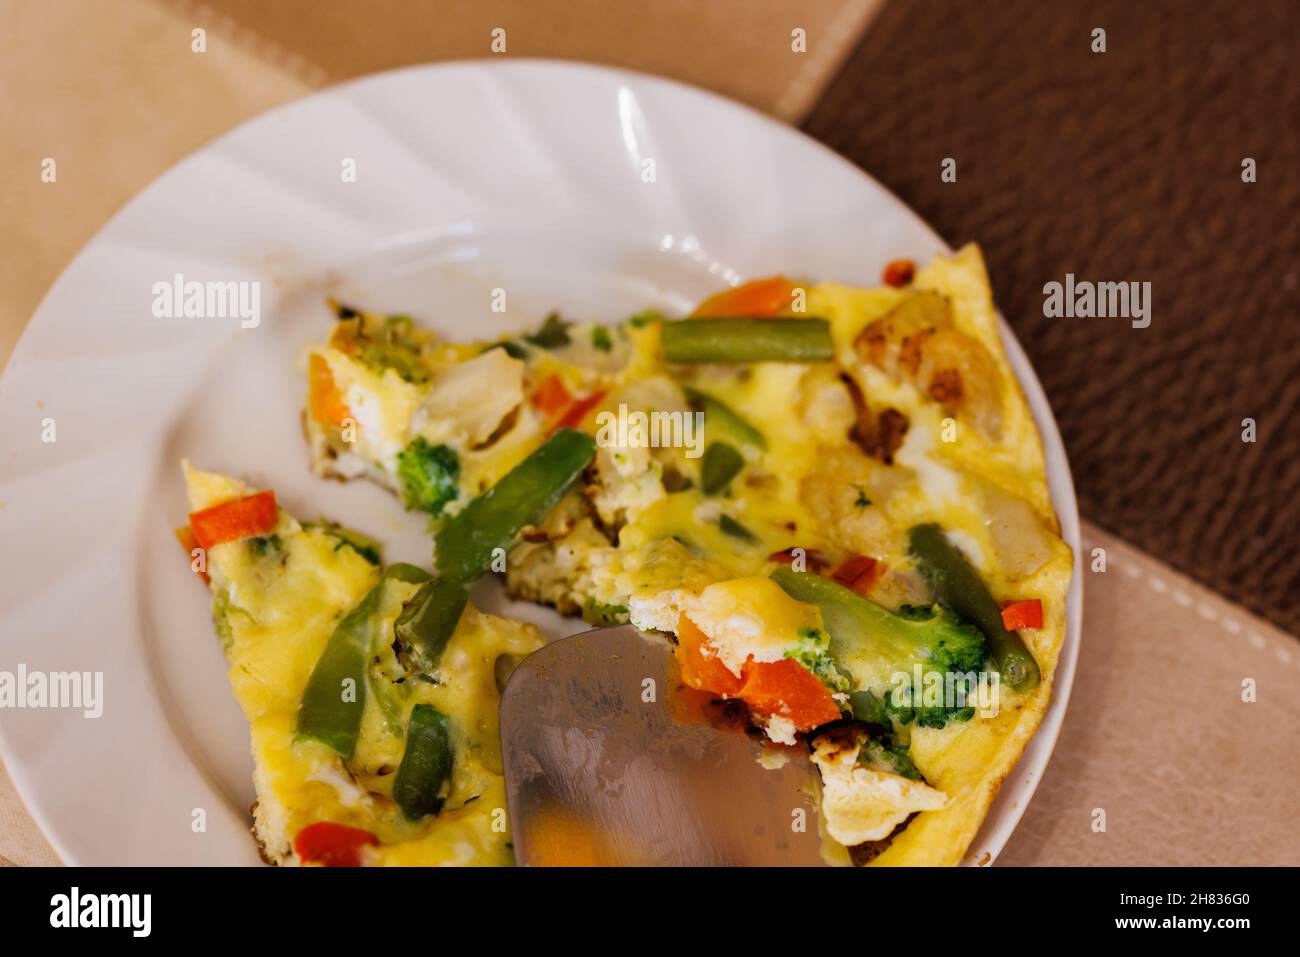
[739,658,843,731]
[690,276,797,318]
[530,374,573,417]
[676,614,840,732]
[1001,598,1043,631]
[674,614,744,696]
[309,354,351,427]
[555,389,607,432]
[188,491,278,550]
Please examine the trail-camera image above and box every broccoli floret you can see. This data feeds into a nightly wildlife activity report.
[773,567,987,729]
[878,603,982,727]
[396,438,460,515]
[887,602,988,671]
[847,690,923,780]
[787,626,852,694]
[862,735,923,780]
[885,692,976,729]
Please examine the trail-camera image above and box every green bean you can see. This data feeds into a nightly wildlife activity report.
[907,523,1040,691]
[701,441,744,494]
[661,317,833,364]
[683,387,766,450]
[717,514,758,543]
[433,428,596,582]
[393,705,454,819]
[392,577,470,675]
[296,563,431,757]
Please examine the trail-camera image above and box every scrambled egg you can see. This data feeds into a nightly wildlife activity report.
[811,730,950,845]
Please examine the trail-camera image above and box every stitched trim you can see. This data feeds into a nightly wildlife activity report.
[151,0,330,88]
[1083,530,1299,670]
[773,0,886,122]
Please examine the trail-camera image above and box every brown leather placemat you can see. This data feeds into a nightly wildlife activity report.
[803,0,1300,633]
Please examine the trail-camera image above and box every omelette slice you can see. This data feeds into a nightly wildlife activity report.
[180,463,542,866]
[288,243,1072,866]
[304,303,629,518]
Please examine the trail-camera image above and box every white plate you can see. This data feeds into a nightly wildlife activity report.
[0,60,1082,866]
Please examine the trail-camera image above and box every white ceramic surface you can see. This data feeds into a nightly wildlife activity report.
[0,60,1082,866]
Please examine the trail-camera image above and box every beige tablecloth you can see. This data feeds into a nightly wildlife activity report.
[0,0,1295,867]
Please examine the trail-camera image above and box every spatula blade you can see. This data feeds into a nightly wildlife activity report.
[500,624,826,866]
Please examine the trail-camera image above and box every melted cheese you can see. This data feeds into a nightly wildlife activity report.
[681,578,824,676]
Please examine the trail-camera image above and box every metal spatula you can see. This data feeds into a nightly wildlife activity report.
[499,624,827,866]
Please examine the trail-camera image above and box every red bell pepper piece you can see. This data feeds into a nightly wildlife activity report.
[293,821,379,867]
[830,554,881,597]
[1000,598,1043,631]
[768,547,829,574]
[882,259,915,288]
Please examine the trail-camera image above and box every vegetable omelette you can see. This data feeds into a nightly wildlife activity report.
[179,244,1072,866]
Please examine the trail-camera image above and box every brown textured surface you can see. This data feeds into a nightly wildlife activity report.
[803,0,1300,633]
